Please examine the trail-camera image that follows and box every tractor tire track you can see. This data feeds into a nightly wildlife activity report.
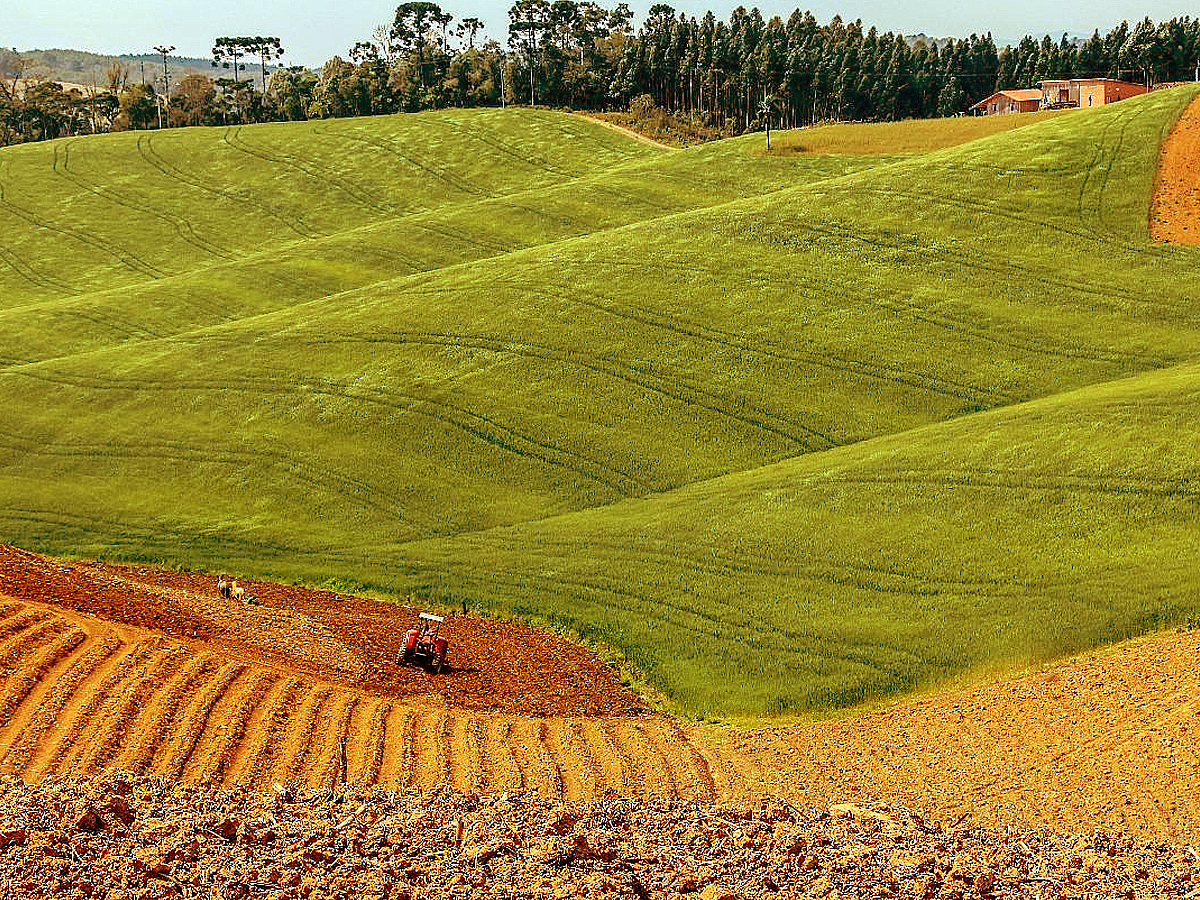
[312,123,484,199]
[0,182,165,279]
[222,127,400,218]
[136,133,320,240]
[54,141,237,263]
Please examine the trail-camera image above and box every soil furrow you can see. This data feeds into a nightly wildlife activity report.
[353,699,391,785]
[156,662,247,779]
[0,627,98,771]
[0,617,66,673]
[189,670,279,785]
[14,629,129,780]
[74,648,181,775]
[543,718,599,801]
[409,707,450,791]
[276,686,332,785]
[648,719,717,802]
[482,717,523,792]
[0,626,87,743]
[579,719,631,794]
[611,721,673,799]
[448,713,483,793]
[33,640,152,780]
[111,651,222,775]
[239,676,308,785]
[377,704,416,786]
[507,719,563,797]
[306,694,357,790]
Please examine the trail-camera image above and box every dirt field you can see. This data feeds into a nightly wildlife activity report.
[2,542,1199,856]
[2,776,1196,900]
[1150,91,1200,243]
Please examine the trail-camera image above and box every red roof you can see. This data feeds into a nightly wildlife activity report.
[1001,89,1043,101]
[970,89,1042,110]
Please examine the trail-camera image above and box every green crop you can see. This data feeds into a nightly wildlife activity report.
[2,91,1198,718]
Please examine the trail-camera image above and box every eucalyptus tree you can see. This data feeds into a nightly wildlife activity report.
[757,91,776,148]
[508,0,552,104]
[392,2,453,88]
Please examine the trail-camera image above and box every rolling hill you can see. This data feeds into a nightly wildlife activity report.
[2,92,1198,718]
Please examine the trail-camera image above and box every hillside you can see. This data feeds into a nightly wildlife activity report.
[3,545,1199,846]
[1,90,1199,718]
[9,48,269,94]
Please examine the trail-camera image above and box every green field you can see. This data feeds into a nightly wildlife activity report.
[2,94,1198,718]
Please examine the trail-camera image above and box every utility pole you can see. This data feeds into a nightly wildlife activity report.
[153,45,174,127]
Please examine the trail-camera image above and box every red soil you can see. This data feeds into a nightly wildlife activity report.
[0,543,643,718]
[1151,91,1200,243]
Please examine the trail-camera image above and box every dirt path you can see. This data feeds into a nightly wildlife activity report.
[2,544,1198,846]
[576,113,679,151]
[1151,91,1200,243]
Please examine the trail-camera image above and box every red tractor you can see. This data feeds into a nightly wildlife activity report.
[399,612,449,674]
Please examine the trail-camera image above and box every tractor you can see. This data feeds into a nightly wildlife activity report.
[399,612,449,674]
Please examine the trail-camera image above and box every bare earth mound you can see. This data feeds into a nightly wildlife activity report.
[1151,91,1200,243]
[2,543,1199,856]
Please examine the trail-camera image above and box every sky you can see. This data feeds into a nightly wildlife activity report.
[7,0,1199,68]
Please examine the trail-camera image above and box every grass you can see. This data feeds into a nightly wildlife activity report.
[767,109,1074,155]
[385,361,1200,717]
[1,90,1199,718]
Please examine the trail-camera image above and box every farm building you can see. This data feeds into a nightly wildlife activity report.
[971,78,1148,115]
[970,89,1043,115]
[1039,78,1148,108]
[1041,78,1142,108]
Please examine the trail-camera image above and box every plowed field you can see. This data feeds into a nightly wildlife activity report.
[1151,90,1200,243]
[0,544,729,800]
[2,543,1199,847]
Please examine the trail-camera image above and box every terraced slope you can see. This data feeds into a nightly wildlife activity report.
[0,548,729,800]
[0,598,729,798]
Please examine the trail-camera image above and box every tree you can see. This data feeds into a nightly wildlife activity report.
[246,37,285,91]
[269,66,319,120]
[392,2,453,87]
[213,36,284,91]
[114,83,158,130]
[170,73,219,126]
[212,37,249,83]
[20,81,73,140]
[457,16,485,49]
[758,92,776,148]
[0,50,29,103]
[1120,18,1157,85]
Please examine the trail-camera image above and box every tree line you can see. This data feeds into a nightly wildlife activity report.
[3,8,1199,145]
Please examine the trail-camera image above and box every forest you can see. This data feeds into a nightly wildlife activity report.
[2,4,1199,144]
